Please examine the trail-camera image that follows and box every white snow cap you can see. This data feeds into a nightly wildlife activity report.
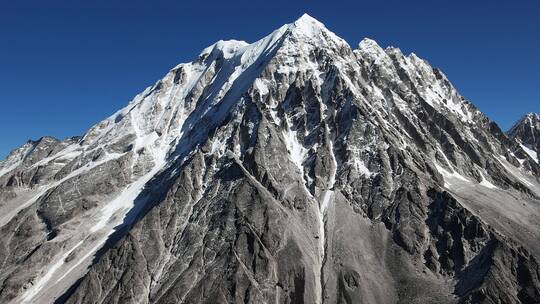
[199,39,249,59]
[193,13,346,66]
[293,13,326,29]
[526,112,540,128]
[288,13,347,45]
[525,112,540,120]
[358,38,385,53]
[358,38,382,49]
[357,38,388,64]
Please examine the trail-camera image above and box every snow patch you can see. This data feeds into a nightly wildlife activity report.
[346,146,373,177]
[497,156,537,189]
[29,144,81,169]
[478,172,497,189]
[0,143,34,178]
[0,162,21,179]
[352,158,372,177]
[521,144,538,164]
[316,125,337,304]
[21,241,84,303]
[282,126,308,176]
[253,78,269,96]
[435,163,469,188]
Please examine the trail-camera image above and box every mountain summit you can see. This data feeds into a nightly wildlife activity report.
[508,112,540,163]
[1,15,540,304]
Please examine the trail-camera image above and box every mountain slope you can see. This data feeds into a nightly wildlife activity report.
[508,112,540,163]
[1,14,540,304]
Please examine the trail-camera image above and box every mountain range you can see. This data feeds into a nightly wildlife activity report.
[0,14,539,304]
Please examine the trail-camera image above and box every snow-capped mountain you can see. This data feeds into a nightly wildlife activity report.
[508,112,540,163]
[1,14,539,304]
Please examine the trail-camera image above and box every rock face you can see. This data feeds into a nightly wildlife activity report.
[508,113,540,163]
[1,14,540,304]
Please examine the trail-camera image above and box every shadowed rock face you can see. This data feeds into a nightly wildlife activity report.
[508,113,540,163]
[1,14,540,304]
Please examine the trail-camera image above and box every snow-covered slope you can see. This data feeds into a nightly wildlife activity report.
[1,14,540,304]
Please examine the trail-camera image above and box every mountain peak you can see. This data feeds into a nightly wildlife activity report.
[357,38,384,54]
[292,13,324,28]
[525,112,540,121]
[289,14,329,37]
[508,112,540,163]
[512,112,540,130]
[287,13,346,46]
[194,14,336,65]
[358,37,380,48]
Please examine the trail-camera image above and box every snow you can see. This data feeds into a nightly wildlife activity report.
[18,143,169,303]
[316,125,337,304]
[16,44,217,301]
[253,78,269,96]
[55,241,102,284]
[0,186,49,228]
[319,187,334,224]
[210,133,229,157]
[50,157,164,288]
[371,84,386,101]
[478,172,497,189]
[0,143,34,179]
[497,156,537,189]
[421,84,472,123]
[0,14,294,303]
[8,13,530,303]
[16,71,187,302]
[134,131,160,153]
[353,157,372,177]
[0,162,21,179]
[346,146,373,177]
[434,148,470,188]
[0,151,127,229]
[293,14,323,35]
[357,38,388,65]
[435,163,469,188]
[291,14,347,46]
[28,144,81,169]
[15,152,136,301]
[268,104,281,126]
[357,35,475,124]
[202,40,249,60]
[90,159,162,233]
[521,144,538,164]
[282,122,308,176]
[21,241,84,303]
[528,115,539,142]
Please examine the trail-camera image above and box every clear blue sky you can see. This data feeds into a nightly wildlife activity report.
[1,0,539,158]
